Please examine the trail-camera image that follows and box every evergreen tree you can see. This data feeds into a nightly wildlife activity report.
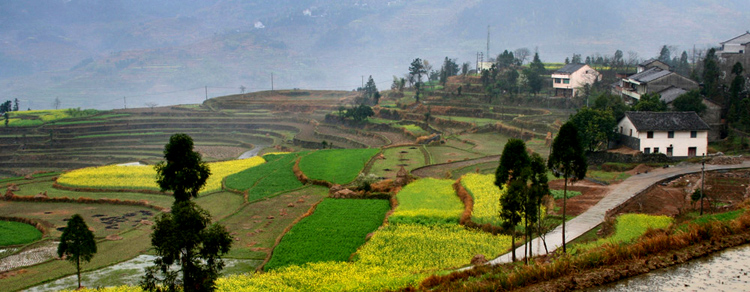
[143,134,232,292]
[568,107,616,151]
[363,75,378,105]
[12,98,19,112]
[672,90,707,116]
[728,62,746,124]
[658,45,671,65]
[408,58,427,102]
[526,52,545,95]
[547,122,587,254]
[633,93,667,112]
[495,139,530,262]
[702,48,722,104]
[58,214,97,289]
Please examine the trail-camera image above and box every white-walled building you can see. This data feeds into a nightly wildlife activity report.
[617,111,709,157]
[551,64,601,97]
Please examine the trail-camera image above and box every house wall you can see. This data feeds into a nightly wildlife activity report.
[638,130,707,157]
[617,117,707,157]
[647,74,698,94]
[551,65,600,97]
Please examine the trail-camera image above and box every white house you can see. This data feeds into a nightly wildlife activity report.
[617,111,709,157]
[718,31,750,56]
[551,63,601,97]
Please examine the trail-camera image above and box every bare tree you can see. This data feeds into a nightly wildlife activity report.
[626,51,640,72]
[514,48,531,65]
[53,97,61,110]
[239,85,246,94]
[145,102,158,111]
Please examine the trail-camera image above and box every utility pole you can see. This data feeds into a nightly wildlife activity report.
[271,73,274,91]
[361,75,364,89]
[205,86,208,101]
[123,97,127,109]
[700,153,705,215]
[486,25,490,62]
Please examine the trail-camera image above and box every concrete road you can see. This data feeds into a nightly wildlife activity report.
[487,160,750,265]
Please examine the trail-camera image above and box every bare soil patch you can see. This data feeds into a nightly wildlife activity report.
[194,146,248,160]
[613,169,750,217]
[548,180,609,216]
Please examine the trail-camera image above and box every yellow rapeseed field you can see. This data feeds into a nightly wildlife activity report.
[57,156,265,194]
[462,173,506,225]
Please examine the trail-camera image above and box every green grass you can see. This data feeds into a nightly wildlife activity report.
[299,148,379,185]
[6,108,100,127]
[369,146,426,179]
[436,115,499,127]
[224,153,306,201]
[677,209,745,231]
[398,124,429,136]
[586,170,631,183]
[549,189,583,200]
[425,145,483,164]
[389,178,463,225]
[220,185,328,260]
[368,117,400,125]
[75,132,166,139]
[570,213,673,254]
[264,198,390,270]
[0,221,42,246]
[456,133,511,156]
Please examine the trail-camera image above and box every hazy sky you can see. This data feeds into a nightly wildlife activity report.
[1,0,748,110]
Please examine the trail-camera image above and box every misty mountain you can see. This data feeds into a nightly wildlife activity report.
[1,0,748,110]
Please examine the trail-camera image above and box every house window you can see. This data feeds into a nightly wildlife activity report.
[644,148,651,154]
[647,131,654,138]
[667,147,673,156]
[629,129,632,137]
[668,131,674,138]
[563,79,570,84]
[690,131,697,138]
[654,147,659,153]
[620,126,623,134]
[554,78,561,83]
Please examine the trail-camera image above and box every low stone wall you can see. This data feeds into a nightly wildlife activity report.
[587,152,672,165]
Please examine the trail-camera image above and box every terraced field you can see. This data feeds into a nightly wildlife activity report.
[0,89,587,291]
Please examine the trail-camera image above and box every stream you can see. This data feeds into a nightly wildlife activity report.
[238,144,267,159]
[24,255,261,291]
[589,244,750,291]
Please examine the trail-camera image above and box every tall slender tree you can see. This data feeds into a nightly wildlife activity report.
[547,122,587,253]
[495,139,530,262]
[143,134,232,292]
[409,58,427,102]
[58,214,97,289]
[702,48,722,104]
[525,153,548,261]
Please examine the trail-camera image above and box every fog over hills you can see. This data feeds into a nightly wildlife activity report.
[1,0,748,110]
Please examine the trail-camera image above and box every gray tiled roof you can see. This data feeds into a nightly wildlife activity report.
[624,111,710,131]
[554,63,585,74]
[627,67,671,83]
[658,86,688,104]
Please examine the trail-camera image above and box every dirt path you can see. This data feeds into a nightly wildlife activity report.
[411,155,500,178]
[487,160,750,265]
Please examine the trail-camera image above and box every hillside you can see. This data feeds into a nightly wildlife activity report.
[2,0,750,110]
